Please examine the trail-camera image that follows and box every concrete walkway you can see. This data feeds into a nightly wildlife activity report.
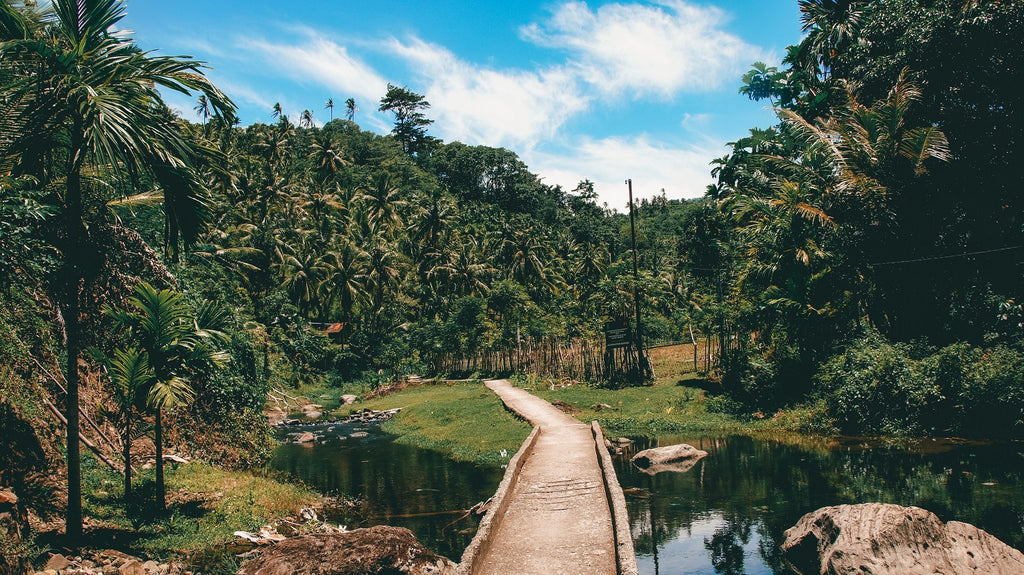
[469,380,618,575]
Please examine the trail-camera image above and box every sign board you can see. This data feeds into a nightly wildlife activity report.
[604,318,631,349]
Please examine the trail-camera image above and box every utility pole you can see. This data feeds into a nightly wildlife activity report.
[626,179,651,382]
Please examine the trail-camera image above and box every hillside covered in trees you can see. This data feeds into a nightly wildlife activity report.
[1,0,1023,571]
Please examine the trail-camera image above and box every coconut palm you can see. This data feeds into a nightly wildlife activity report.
[324,98,334,121]
[319,241,369,334]
[300,109,314,128]
[345,98,357,121]
[0,0,234,535]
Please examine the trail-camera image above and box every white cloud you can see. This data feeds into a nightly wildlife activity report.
[521,0,762,98]
[385,37,590,150]
[526,135,725,209]
[241,31,390,126]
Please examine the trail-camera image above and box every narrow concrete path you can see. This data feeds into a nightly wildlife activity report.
[471,379,617,575]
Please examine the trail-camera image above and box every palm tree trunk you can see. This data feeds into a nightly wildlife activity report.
[64,131,86,540]
[155,409,165,511]
[123,426,132,503]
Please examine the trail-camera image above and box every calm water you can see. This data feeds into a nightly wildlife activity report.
[613,435,1024,575]
[267,422,503,560]
[269,424,1024,573]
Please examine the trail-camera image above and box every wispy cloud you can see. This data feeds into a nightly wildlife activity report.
[527,135,725,208]
[241,30,390,126]
[521,0,762,98]
[385,37,590,150]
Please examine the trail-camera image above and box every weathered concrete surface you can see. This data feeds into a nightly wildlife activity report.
[464,380,621,575]
[630,443,707,475]
[783,503,1024,575]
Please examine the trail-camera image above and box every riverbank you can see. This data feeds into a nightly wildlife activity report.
[30,458,321,574]
[333,380,532,466]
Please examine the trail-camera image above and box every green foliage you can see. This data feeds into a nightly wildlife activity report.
[817,330,1024,437]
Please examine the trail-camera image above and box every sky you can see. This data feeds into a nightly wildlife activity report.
[120,0,804,210]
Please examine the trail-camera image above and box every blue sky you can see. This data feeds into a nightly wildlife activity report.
[121,1,803,209]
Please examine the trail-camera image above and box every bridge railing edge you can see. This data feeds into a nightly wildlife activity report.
[456,424,543,575]
[592,421,640,575]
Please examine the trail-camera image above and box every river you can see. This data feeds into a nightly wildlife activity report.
[268,425,1024,573]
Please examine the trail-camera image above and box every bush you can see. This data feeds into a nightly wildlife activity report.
[816,330,1024,438]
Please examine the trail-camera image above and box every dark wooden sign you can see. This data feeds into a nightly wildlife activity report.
[604,318,631,349]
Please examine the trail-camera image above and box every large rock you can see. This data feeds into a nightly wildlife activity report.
[238,525,456,575]
[630,443,707,475]
[782,503,1024,575]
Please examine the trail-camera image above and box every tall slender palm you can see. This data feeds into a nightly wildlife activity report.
[319,241,368,335]
[91,346,152,505]
[324,98,334,121]
[194,94,210,125]
[106,282,228,511]
[345,97,357,121]
[0,0,234,536]
[300,109,314,128]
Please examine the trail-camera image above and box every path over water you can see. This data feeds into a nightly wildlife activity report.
[462,379,632,575]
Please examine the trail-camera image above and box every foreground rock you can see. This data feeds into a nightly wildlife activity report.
[783,503,1024,575]
[630,443,707,475]
[238,525,455,575]
[30,549,187,575]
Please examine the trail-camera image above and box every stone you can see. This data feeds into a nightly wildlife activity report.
[0,490,17,507]
[43,554,71,571]
[305,411,322,419]
[349,432,369,439]
[102,565,119,575]
[549,399,581,414]
[142,560,159,572]
[783,503,1024,575]
[594,403,613,412]
[119,559,145,575]
[237,525,456,575]
[295,432,316,443]
[340,394,358,406]
[631,443,707,475]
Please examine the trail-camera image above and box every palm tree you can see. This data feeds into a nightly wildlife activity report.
[91,346,153,505]
[194,94,211,125]
[272,102,283,121]
[0,0,234,536]
[106,282,228,511]
[300,109,314,128]
[345,97,357,121]
[320,241,368,335]
[324,98,334,121]
[358,172,406,232]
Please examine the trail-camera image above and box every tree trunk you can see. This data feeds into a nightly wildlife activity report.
[64,132,86,540]
[155,409,165,511]
[123,426,132,503]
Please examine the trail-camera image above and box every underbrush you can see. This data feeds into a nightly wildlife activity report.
[56,455,318,566]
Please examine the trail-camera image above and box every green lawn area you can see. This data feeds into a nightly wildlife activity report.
[334,379,533,466]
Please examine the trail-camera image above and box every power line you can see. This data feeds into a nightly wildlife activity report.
[868,245,1024,266]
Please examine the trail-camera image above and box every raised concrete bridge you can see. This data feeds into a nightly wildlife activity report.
[457,379,638,575]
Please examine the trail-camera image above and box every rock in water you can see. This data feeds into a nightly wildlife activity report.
[782,503,1024,575]
[630,443,707,475]
[238,525,456,575]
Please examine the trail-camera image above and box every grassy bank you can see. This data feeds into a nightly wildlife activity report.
[334,380,532,466]
[66,455,318,565]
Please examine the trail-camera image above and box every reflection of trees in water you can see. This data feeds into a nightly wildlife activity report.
[705,513,752,575]
[618,434,1024,573]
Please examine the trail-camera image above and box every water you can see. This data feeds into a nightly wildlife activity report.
[613,434,1024,575]
[268,422,503,560]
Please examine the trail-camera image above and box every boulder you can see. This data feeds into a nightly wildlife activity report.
[43,554,71,571]
[340,395,358,406]
[295,432,316,444]
[630,443,707,475]
[782,503,1024,575]
[238,525,456,575]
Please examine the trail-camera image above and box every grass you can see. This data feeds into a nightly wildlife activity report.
[334,379,532,467]
[71,454,318,562]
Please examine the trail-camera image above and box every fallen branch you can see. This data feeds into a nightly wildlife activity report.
[33,358,119,452]
[41,397,120,472]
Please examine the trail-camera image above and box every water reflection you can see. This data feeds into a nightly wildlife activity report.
[614,435,1024,575]
[268,424,503,559]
